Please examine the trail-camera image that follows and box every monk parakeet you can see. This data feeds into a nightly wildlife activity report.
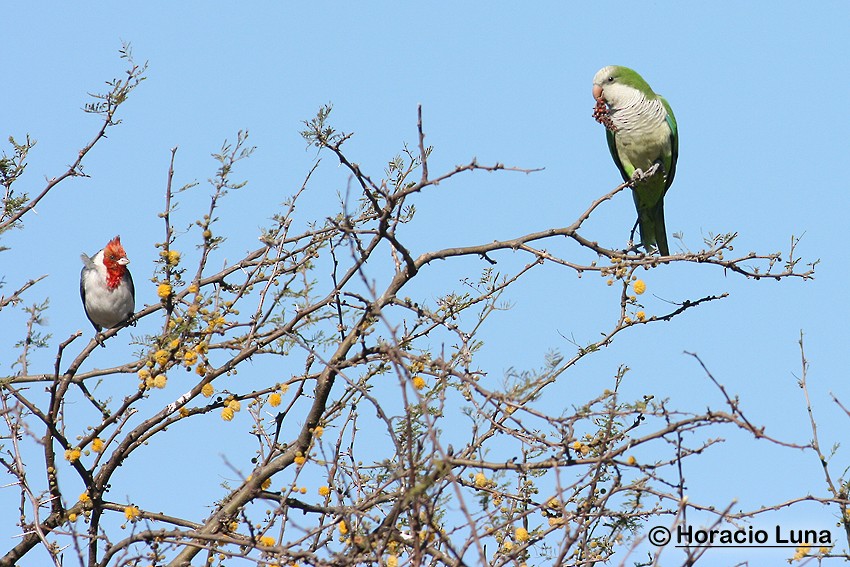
[592,65,678,255]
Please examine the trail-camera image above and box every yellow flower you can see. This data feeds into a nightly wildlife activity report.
[169,338,180,350]
[183,350,198,367]
[318,486,330,497]
[221,407,235,421]
[195,364,208,377]
[260,478,272,490]
[412,376,426,390]
[91,438,105,453]
[793,544,811,560]
[633,279,646,295]
[138,368,151,381]
[187,284,199,294]
[124,505,141,521]
[636,311,646,322]
[474,472,488,488]
[68,513,77,522]
[580,444,590,456]
[259,535,275,547]
[294,455,306,466]
[299,487,307,494]
[157,283,172,299]
[279,383,290,394]
[338,520,349,535]
[502,540,514,552]
[227,399,241,412]
[571,441,583,450]
[624,316,632,324]
[548,516,565,527]
[312,426,324,438]
[547,498,560,509]
[153,349,170,366]
[626,455,637,465]
[79,492,91,503]
[515,527,529,542]
[269,393,282,407]
[386,554,399,567]
[167,250,181,266]
[201,383,214,397]
[65,448,81,462]
[179,407,189,417]
[152,374,167,389]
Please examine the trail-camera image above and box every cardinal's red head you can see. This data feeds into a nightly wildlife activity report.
[102,236,130,289]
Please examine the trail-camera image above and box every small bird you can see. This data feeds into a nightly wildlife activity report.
[80,236,135,340]
[592,65,678,255]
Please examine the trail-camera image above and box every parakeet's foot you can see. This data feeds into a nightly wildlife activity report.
[630,163,661,183]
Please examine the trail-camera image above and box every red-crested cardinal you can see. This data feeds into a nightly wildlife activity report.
[80,236,135,341]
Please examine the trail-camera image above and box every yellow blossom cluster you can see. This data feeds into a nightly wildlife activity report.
[157,282,172,299]
[259,535,275,547]
[221,398,242,421]
[412,376,426,390]
[268,383,288,407]
[124,505,141,521]
[160,249,181,267]
[293,451,307,466]
[142,338,209,391]
[571,441,590,457]
[91,438,105,453]
[318,485,331,497]
[64,448,81,462]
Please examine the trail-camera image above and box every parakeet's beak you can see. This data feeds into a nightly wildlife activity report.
[592,84,604,100]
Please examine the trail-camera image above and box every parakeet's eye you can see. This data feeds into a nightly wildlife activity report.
[607,76,614,82]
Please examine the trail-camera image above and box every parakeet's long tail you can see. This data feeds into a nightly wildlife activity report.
[638,200,669,256]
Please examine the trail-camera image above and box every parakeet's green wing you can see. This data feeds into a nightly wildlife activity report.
[605,129,631,182]
[661,96,678,193]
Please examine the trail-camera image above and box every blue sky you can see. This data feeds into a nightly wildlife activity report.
[2,2,849,565]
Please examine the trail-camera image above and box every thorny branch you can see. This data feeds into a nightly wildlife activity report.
[0,99,835,567]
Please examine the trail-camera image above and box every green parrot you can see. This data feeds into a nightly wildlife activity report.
[592,65,678,255]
